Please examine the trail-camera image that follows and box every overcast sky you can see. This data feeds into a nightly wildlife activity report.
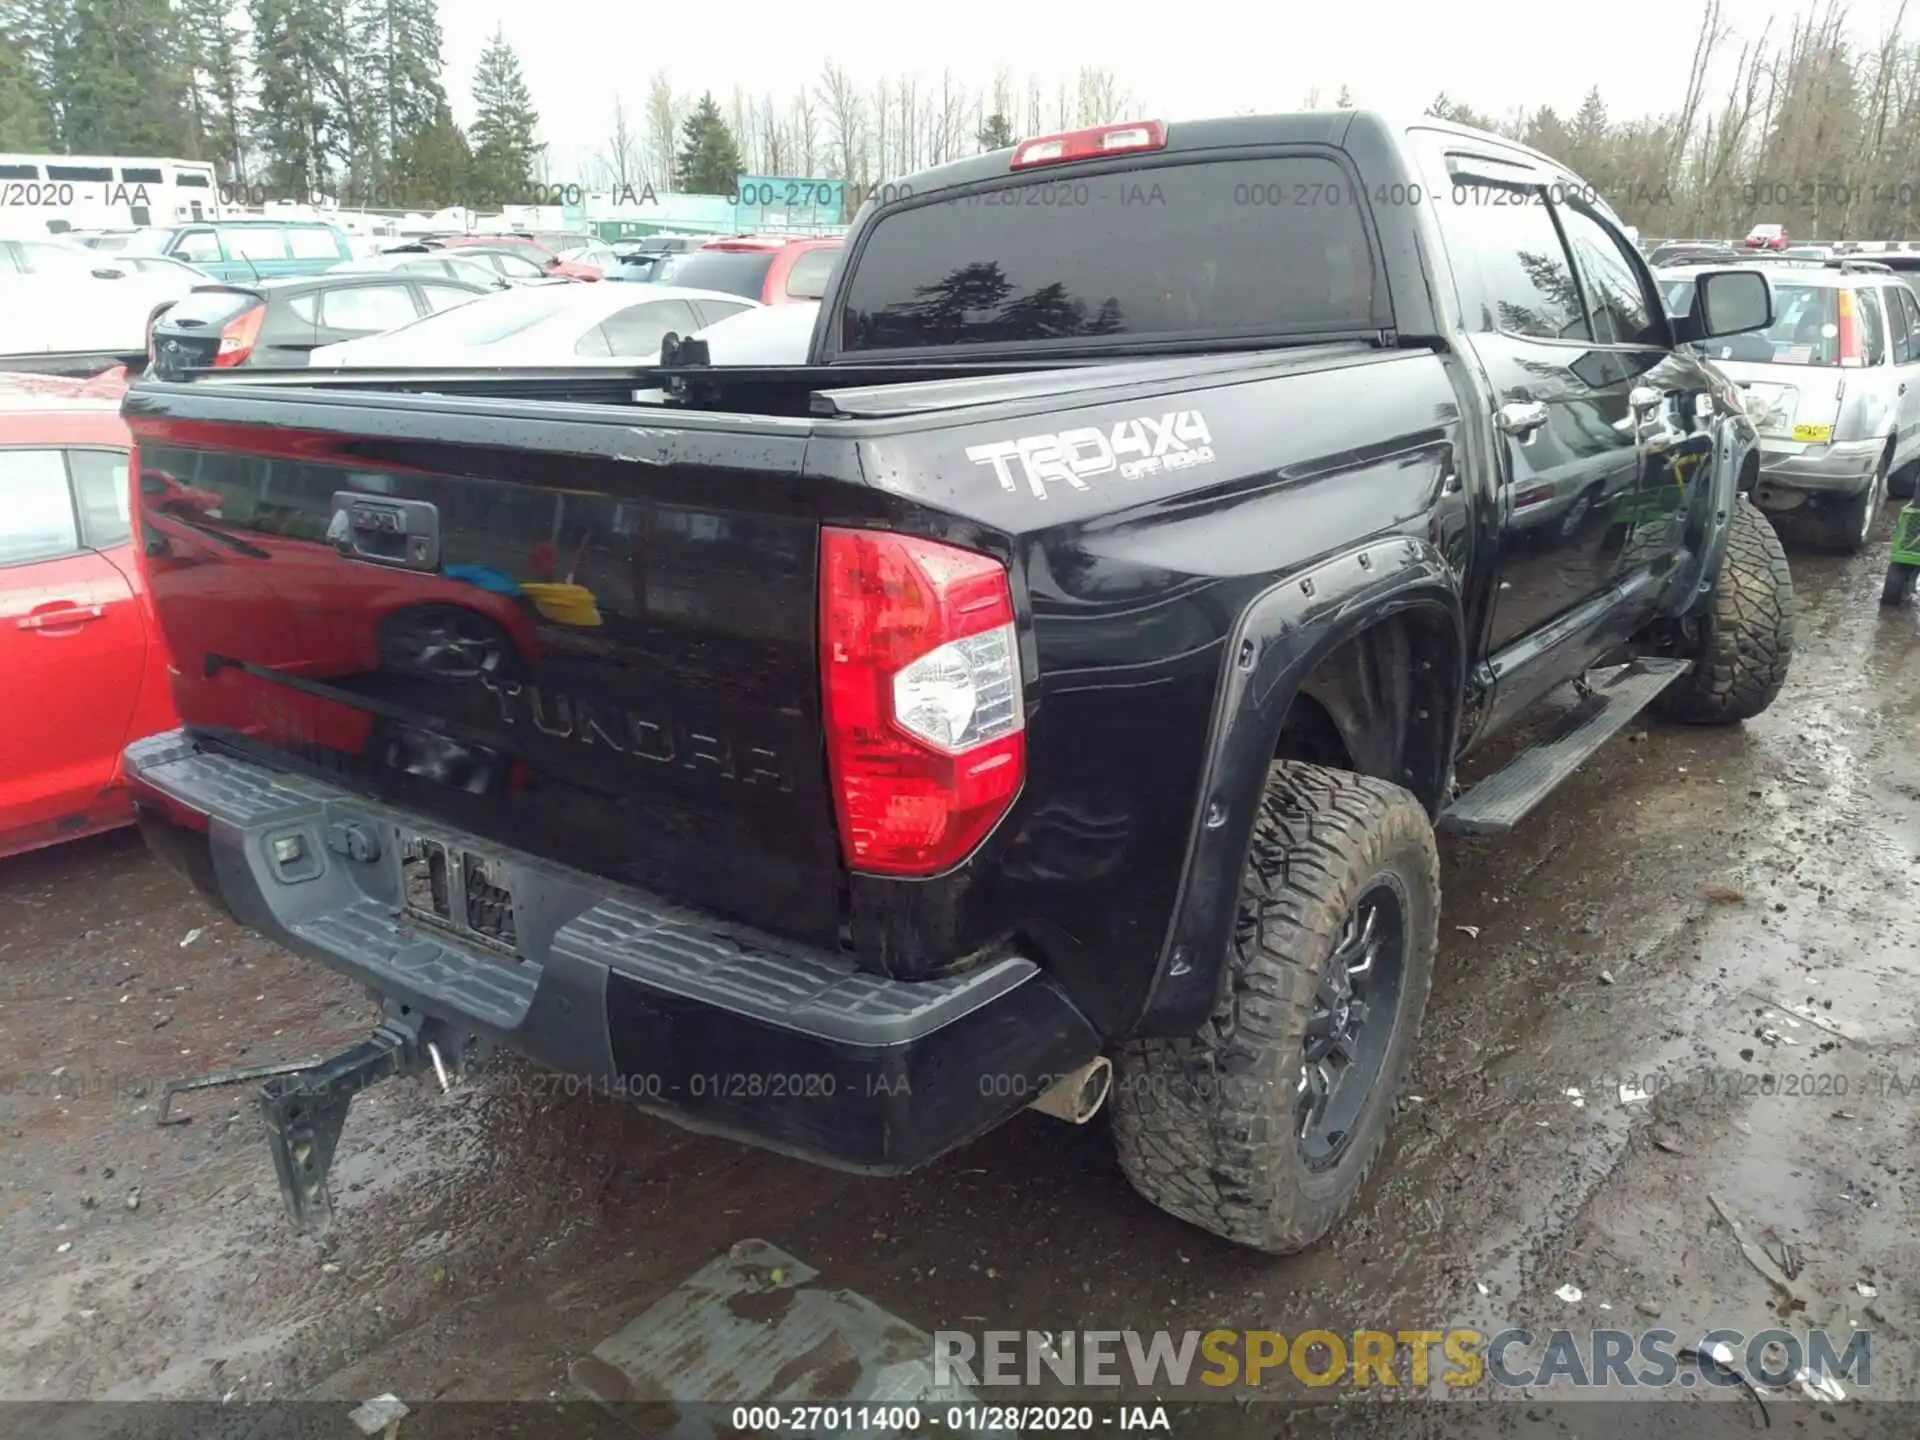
[439,0,1914,178]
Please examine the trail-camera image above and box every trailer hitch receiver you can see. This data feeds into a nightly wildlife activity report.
[258,1011,430,1233]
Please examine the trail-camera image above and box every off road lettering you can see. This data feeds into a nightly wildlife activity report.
[967,410,1215,499]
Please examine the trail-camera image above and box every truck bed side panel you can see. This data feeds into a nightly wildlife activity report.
[830,349,1468,1032]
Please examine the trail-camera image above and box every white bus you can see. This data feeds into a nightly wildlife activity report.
[0,154,223,235]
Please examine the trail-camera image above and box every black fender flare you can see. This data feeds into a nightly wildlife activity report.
[1127,535,1466,1038]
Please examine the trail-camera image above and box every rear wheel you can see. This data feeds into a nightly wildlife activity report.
[1884,562,1919,608]
[1650,497,1796,725]
[1806,448,1889,553]
[1890,459,1918,501]
[1111,762,1438,1254]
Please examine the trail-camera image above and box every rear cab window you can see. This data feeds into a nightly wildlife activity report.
[832,154,1383,355]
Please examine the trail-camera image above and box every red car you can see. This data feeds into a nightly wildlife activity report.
[0,369,179,860]
[1743,223,1789,251]
[437,234,603,281]
[662,235,842,305]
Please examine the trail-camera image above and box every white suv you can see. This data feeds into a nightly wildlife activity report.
[1661,259,1920,551]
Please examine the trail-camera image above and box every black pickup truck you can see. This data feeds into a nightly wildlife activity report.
[122,111,1792,1254]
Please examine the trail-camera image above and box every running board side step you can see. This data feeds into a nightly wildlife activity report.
[1439,657,1691,837]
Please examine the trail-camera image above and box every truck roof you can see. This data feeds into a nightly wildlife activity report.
[884,110,1575,201]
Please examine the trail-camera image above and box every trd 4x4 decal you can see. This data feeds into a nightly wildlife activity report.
[965,410,1215,500]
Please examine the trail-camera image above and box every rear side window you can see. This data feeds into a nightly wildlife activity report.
[1856,286,1888,365]
[835,155,1380,353]
[1435,182,1587,341]
[222,227,289,260]
[287,228,342,259]
[0,449,80,565]
[1892,285,1920,361]
[320,283,420,331]
[784,247,838,300]
[664,250,777,300]
[421,284,481,313]
[586,299,700,356]
[69,449,131,549]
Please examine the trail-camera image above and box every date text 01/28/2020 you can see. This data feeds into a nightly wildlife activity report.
[499,1071,908,1100]
[729,1407,1159,1433]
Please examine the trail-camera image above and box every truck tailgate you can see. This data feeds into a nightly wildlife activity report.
[125,391,846,944]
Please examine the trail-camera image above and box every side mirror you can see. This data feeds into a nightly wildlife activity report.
[1673,269,1773,344]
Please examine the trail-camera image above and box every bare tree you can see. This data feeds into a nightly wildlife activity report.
[817,60,866,182]
[596,94,641,191]
[790,89,820,174]
[644,71,681,193]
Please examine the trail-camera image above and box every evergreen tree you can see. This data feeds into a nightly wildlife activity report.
[975,110,1014,152]
[249,0,343,192]
[55,0,194,153]
[391,96,469,206]
[356,0,446,191]
[179,0,248,176]
[674,91,742,195]
[468,26,541,206]
[0,0,57,146]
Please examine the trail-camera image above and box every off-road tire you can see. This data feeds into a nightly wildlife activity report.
[1884,562,1918,608]
[1653,497,1795,725]
[1110,762,1439,1254]
[1889,460,1917,501]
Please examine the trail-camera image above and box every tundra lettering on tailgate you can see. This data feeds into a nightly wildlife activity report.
[966,410,1215,500]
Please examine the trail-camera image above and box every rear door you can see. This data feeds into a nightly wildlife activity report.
[0,446,144,838]
[1885,283,1920,469]
[1419,153,1646,655]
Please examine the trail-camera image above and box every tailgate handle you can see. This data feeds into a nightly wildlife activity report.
[327,492,441,572]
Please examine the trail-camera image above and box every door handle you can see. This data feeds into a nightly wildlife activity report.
[1629,385,1665,415]
[18,605,104,631]
[1495,401,1549,438]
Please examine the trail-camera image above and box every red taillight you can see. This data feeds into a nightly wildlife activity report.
[1009,120,1167,169]
[214,304,265,367]
[1836,289,1864,367]
[820,528,1025,877]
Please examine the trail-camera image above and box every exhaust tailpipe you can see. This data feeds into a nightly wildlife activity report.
[1028,1057,1112,1125]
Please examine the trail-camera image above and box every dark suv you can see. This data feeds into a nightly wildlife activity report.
[149,272,493,376]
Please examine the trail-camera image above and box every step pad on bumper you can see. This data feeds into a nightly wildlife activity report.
[126,733,1035,1046]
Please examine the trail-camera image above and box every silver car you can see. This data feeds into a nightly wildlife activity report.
[1660,261,1920,550]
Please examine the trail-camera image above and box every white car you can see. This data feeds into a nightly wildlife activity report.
[331,250,512,292]
[0,231,204,361]
[309,283,760,366]
[643,300,821,366]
